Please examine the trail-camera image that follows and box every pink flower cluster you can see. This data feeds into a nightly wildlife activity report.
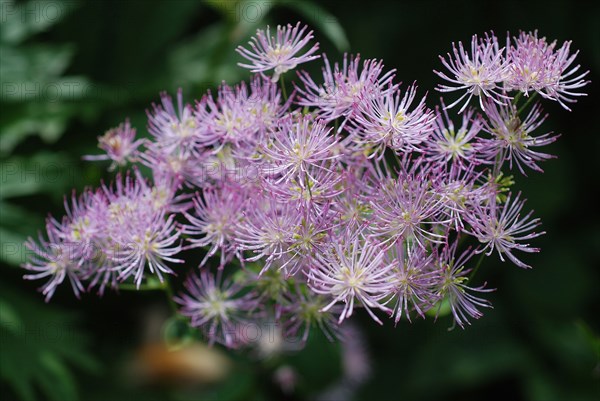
[24,25,589,348]
[435,30,589,111]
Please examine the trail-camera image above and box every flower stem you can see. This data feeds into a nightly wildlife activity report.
[280,74,288,101]
[469,252,486,281]
[517,92,537,115]
[118,280,178,314]
[119,282,163,291]
[304,170,313,200]
[493,148,505,177]
[161,279,178,315]
[512,91,523,107]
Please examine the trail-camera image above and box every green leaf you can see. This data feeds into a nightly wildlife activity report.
[425,297,452,318]
[202,369,255,401]
[0,0,77,45]
[0,39,90,154]
[285,330,342,394]
[282,1,350,52]
[0,283,99,401]
[203,0,238,21]
[0,44,74,84]
[0,299,22,330]
[0,152,80,200]
[0,228,29,266]
[163,316,195,350]
[0,201,43,265]
[0,104,72,155]
[576,320,600,359]
[204,0,273,32]
[0,202,42,232]
[233,0,274,35]
[38,351,78,401]
[168,23,229,88]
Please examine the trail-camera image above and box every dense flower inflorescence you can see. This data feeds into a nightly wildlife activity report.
[24,25,588,348]
[237,22,319,82]
[435,31,589,112]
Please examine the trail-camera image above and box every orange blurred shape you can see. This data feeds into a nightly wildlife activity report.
[132,342,232,385]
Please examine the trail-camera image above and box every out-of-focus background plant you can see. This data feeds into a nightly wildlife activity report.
[0,0,598,400]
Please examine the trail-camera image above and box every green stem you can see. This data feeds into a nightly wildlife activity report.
[517,92,537,115]
[118,280,178,314]
[469,251,486,281]
[493,148,505,177]
[280,74,288,101]
[161,279,178,315]
[512,91,523,107]
[304,170,313,200]
[118,283,163,291]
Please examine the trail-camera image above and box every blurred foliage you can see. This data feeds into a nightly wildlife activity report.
[1,0,599,400]
[0,282,98,401]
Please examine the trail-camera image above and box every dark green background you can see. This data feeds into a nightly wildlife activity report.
[1,1,599,400]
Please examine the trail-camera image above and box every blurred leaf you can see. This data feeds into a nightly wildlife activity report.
[1,75,91,103]
[233,0,274,36]
[286,330,342,394]
[163,316,195,350]
[575,320,600,360]
[169,6,270,91]
[282,0,350,52]
[407,328,532,394]
[0,201,43,266]
[64,0,202,86]
[0,0,77,45]
[205,0,274,35]
[37,351,78,401]
[0,228,29,266]
[0,38,91,154]
[425,297,452,319]
[201,369,255,401]
[203,0,237,21]
[169,22,230,88]
[0,299,22,330]
[0,152,80,200]
[0,102,83,155]
[0,283,99,401]
[524,369,564,401]
[0,44,74,84]
[0,201,42,231]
